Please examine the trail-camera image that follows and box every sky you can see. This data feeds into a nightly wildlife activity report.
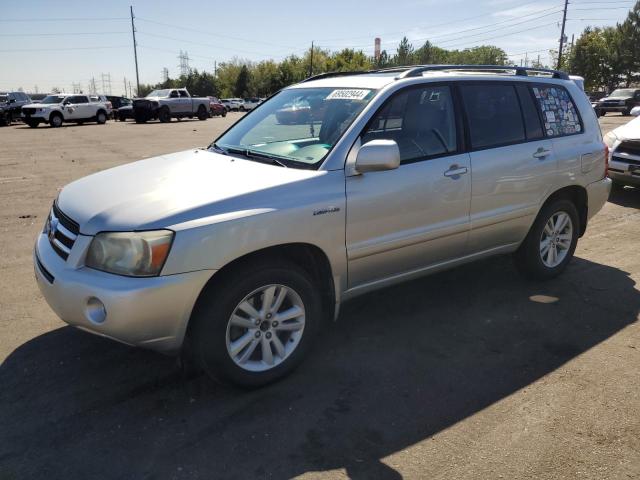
[0,0,634,95]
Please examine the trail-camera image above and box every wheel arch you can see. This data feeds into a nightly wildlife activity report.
[49,110,63,122]
[540,184,588,237]
[187,242,336,335]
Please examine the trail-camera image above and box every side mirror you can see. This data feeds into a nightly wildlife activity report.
[355,139,400,174]
[63,100,70,105]
[9,98,16,104]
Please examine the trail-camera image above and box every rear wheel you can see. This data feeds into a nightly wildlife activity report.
[221,109,227,117]
[197,105,208,121]
[190,261,321,387]
[49,113,63,128]
[514,198,579,280]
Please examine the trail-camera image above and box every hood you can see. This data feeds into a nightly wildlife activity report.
[600,95,631,102]
[610,116,640,141]
[57,149,323,235]
[23,102,56,109]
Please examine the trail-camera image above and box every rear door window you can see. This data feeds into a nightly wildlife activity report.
[461,84,525,150]
[515,84,544,141]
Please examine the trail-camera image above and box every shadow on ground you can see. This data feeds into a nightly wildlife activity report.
[608,184,640,208]
[1,256,638,479]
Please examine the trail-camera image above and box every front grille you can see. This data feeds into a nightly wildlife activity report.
[615,141,640,157]
[47,202,79,261]
[613,155,640,167]
[22,107,36,115]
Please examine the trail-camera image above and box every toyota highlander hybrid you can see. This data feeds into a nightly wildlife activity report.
[34,65,611,387]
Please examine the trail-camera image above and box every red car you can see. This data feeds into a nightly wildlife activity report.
[208,97,227,117]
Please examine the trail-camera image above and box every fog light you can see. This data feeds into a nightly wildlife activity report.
[85,297,106,324]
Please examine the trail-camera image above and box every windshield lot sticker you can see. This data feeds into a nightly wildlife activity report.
[326,89,371,101]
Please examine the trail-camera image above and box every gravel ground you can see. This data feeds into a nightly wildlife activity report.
[0,112,638,480]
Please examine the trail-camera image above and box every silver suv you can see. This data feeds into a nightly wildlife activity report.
[34,65,611,387]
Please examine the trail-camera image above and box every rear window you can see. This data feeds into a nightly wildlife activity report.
[461,84,525,149]
[531,86,582,137]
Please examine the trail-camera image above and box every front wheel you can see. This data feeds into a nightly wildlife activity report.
[190,261,321,387]
[96,111,107,124]
[49,113,63,128]
[26,119,39,128]
[514,198,579,280]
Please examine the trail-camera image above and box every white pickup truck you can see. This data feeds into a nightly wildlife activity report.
[133,88,210,123]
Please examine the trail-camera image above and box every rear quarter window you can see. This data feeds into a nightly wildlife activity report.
[531,85,582,137]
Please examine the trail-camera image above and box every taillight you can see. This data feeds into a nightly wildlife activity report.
[603,142,609,178]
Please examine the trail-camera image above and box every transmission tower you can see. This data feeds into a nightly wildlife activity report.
[161,67,169,83]
[178,51,190,76]
[88,77,97,94]
[72,82,82,94]
[100,73,112,95]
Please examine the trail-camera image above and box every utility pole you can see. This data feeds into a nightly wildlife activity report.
[557,0,569,69]
[309,41,314,77]
[123,77,127,96]
[130,6,140,98]
[214,60,217,77]
[89,77,97,94]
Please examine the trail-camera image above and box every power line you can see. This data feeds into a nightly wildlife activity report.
[318,5,564,49]
[0,17,127,22]
[315,0,563,43]
[0,45,129,52]
[136,17,297,50]
[0,31,128,37]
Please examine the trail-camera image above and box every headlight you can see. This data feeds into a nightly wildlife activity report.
[85,230,174,277]
[603,131,618,149]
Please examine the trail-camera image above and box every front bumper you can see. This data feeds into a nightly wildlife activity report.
[34,232,214,354]
[597,105,629,113]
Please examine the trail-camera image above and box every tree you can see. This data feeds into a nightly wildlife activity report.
[395,37,414,66]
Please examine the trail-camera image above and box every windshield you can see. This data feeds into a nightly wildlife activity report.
[214,87,377,168]
[609,89,635,98]
[147,89,170,98]
[41,95,66,104]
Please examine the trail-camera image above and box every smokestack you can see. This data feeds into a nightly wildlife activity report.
[374,37,381,61]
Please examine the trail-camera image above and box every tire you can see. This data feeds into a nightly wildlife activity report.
[514,198,579,280]
[222,110,227,118]
[239,106,245,112]
[49,113,63,128]
[26,120,39,128]
[595,109,602,118]
[96,111,107,124]
[5,112,12,126]
[197,105,208,121]
[158,107,171,123]
[600,111,606,117]
[190,260,322,387]
[623,108,632,116]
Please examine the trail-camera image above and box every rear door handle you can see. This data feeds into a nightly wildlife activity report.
[533,148,551,159]
[443,165,468,178]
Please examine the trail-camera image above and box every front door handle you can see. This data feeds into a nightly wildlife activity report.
[443,165,468,178]
[533,147,551,159]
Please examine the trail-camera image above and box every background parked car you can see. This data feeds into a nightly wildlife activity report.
[208,96,227,117]
[133,88,210,123]
[221,98,243,111]
[242,97,261,111]
[604,109,640,188]
[0,91,32,125]
[28,93,49,104]
[21,93,109,128]
[113,98,133,121]
[594,88,640,116]
[106,96,132,119]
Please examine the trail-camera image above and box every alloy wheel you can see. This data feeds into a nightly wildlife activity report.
[539,211,573,268]
[225,284,305,372]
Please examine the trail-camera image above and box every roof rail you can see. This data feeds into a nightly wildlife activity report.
[390,64,570,80]
[299,70,372,83]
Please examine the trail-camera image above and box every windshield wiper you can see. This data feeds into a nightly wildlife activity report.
[244,149,288,168]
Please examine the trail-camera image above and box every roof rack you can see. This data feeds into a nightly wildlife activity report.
[298,64,570,84]
[389,64,570,80]
[299,70,372,83]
